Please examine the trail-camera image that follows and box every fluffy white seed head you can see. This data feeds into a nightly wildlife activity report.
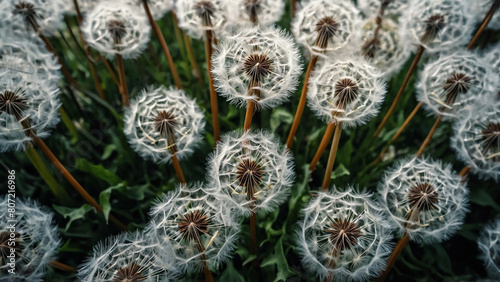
[81,1,151,59]
[118,0,173,20]
[400,0,474,54]
[0,29,61,84]
[360,18,412,76]
[212,24,302,110]
[146,184,240,274]
[78,231,173,282]
[292,0,363,57]
[296,187,394,281]
[206,130,294,217]
[478,218,500,279]
[226,0,284,27]
[0,72,60,152]
[417,50,496,121]
[0,196,60,280]
[484,42,500,84]
[451,97,500,181]
[357,0,411,20]
[124,86,205,164]
[378,157,469,244]
[174,0,229,39]
[307,55,386,127]
[61,0,98,15]
[0,0,65,36]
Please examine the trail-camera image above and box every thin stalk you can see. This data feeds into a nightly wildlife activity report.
[373,45,425,138]
[142,0,183,89]
[376,232,410,281]
[244,101,256,131]
[184,32,203,85]
[286,55,319,148]
[467,0,500,50]
[250,207,258,257]
[290,0,297,17]
[196,237,215,282]
[309,121,336,171]
[171,12,188,62]
[459,166,471,181]
[372,102,423,166]
[148,42,162,71]
[24,146,73,204]
[321,122,343,191]
[171,154,186,184]
[63,16,86,59]
[205,30,220,142]
[100,55,121,88]
[416,115,442,157]
[49,261,76,273]
[58,107,79,141]
[115,51,130,107]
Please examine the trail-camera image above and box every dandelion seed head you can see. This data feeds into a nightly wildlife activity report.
[175,0,229,39]
[61,0,98,15]
[451,97,500,181]
[357,0,410,20]
[292,0,362,57]
[206,130,294,216]
[307,55,386,127]
[81,1,150,59]
[146,184,240,274]
[378,157,469,244]
[225,0,283,28]
[472,0,500,30]
[296,187,394,281]
[124,86,205,164]
[212,25,302,110]
[478,218,500,278]
[417,51,496,120]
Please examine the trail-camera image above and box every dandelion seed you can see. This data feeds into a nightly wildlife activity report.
[296,187,394,281]
[378,157,469,243]
[175,0,229,39]
[478,218,500,278]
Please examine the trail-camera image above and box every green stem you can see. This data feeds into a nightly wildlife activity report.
[25,146,74,204]
[58,107,78,142]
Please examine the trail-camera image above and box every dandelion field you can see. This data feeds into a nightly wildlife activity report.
[1,0,500,281]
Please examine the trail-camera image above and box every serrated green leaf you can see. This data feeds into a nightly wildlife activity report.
[270,108,293,132]
[53,204,96,231]
[75,158,123,186]
[330,163,350,180]
[99,182,125,223]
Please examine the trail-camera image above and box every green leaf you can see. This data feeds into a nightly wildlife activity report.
[219,260,245,282]
[75,158,123,186]
[330,163,350,180]
[270,108,293,132]
[470,188,500,212]
[53,204,96,231]
[101,144,116,160]
[99,182,125,223]
[260,237,299,281]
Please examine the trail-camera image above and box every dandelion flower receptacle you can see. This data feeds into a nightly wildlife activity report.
[124,86,205,164]
[146,184,240,277]
[0,196,61,280]
[78,232,173,282]
[206,130,294,216]
[296,188,394,281]
[378,157,469,244]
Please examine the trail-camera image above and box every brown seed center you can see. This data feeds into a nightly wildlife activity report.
[113,263,145,282]
[326,218,361,251]
[408,183,439,211]
[0,232,22,262]
[443,72,471,106]
[334,78,359,109]
[422,14,445,43]
[315,16,339,49]
[243,54,272,85]
[177,210,210,242]
[0,90,29,118]
[12,1,38,31]
[107,20,126,43]
[195,1,216,26]
[236,159,264,200]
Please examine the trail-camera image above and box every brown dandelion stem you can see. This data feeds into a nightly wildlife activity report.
[100,55,120,88]
[142,0,183,89]
[32,137,127,230]
[459,166,471,181]
[467,0,500,50]
[309,121,336,171]
[115,51,130,107]
[372,102,423,166]
[148,42,162,70]
[373,45,425,138]
[195,236,214,282]
[72,0,104,100]
[416,114,442,157]
[290,0,297,17]
[321,122,343,191]
[171,154,186,184]
[377,232,410,281]
[49,261,76,273]
[184,32,203,84]
[205,30,220,142]
[244,101,256,131]
[287,55,319,148]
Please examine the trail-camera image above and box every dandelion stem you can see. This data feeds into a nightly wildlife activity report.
[287,55,319,149]
[244,101,256,131]
[24,146,73,204]
[184,32,204,85]
[195,237,215,282]
[142,0,183,89]
[290,0,297,17]
[73,0,105,100]
[250,208,258,257]
[115,51,130,107]
[100,55,121,88]
[148,42,162,70]
[49,260,76,273]
[459,166,470,182]
[309,121,336,171]
[171,154,186,184]
[58,107,79,142]
[467,0,500,50]
[321,122,343,191]
[416,114,442,157]
[377,232,410,281]
[171,12,188,62]
[205,30,220,142]
[373,45,425,138]
[372,102,423,166]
